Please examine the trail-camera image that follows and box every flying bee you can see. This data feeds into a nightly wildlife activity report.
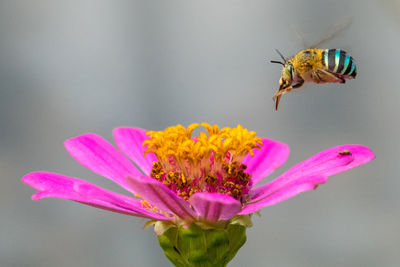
[271,48,357,110]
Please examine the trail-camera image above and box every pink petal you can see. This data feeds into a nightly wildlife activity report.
[22,172,168,220]
[64,133,142,193]
[189,192,241,221]
[126,175,196,221]
[113,127,157,176]
[242,137,290,185]
[239,175,328,214]
[243,145,374,213]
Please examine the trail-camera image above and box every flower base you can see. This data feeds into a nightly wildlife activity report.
[157,223,247,267]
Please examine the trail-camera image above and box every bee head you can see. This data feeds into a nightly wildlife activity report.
[271,49,293,89]
[279,62,293,89]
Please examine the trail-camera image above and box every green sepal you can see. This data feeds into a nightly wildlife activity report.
[157,222,247,267]
[230,214,253,228]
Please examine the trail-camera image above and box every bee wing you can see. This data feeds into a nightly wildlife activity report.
[313,69,345,84]
[290,24,309,49]
[308,18,352,48]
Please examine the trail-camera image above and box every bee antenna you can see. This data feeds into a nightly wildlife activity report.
[274,49,286,62]
[270,60,284,65]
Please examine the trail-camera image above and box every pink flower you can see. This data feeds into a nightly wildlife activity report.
[22,123,375,225]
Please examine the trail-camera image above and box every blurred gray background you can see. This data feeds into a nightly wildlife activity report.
[1,0,399,266]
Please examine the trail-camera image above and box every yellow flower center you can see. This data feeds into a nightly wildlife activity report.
[143,123,262,201]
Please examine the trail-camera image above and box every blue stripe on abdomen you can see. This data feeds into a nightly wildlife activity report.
[341,54,351,74]
[324,49,329,69]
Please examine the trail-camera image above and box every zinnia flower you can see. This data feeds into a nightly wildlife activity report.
[22,123,374,266]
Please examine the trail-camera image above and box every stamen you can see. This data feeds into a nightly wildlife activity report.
[144,123,262,202]
[134,194,160,212]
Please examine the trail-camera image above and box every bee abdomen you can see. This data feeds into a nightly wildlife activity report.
[322,49,357,78]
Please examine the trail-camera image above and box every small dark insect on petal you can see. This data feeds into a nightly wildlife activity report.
[338,149,352,156]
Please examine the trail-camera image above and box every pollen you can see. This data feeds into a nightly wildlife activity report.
[143,123,262,201]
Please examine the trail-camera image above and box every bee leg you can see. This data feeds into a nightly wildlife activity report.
[272,86,293,111]
[329,72,346,83]
[292,81,304,89]
[273,87,292,98]
[312,71,328,84]
[315,72,324,83]
[314,69,345,84]
[328,72,346,83]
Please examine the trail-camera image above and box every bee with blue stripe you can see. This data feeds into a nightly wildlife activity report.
[271,48,357,110]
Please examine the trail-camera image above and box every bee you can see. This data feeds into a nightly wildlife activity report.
[271,48,357,110]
